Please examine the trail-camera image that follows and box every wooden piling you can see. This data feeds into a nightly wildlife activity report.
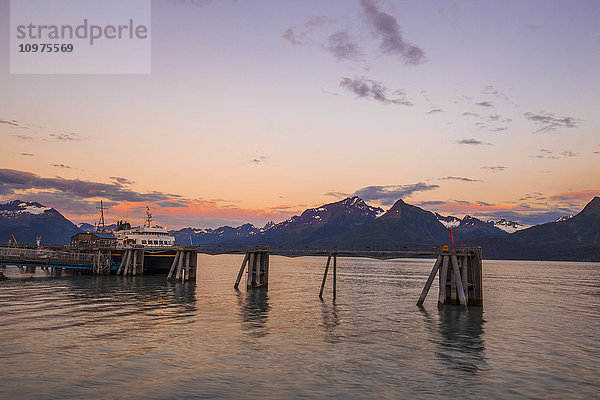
[416,255,442,306]
[451,255,467,307]
[247,252,255,289]
[117,249,129,275]
[418,247,483,308]
[438,255,449,305]
[132,250,138,276]
[319,254,332,299]
[232,249,270,289]
[167,251,180,280]
[234,253,249,289]
[175,250,184,280]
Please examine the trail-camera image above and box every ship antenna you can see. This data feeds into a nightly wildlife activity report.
[97,200,106,231]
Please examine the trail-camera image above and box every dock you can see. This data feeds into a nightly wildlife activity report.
[1,244,484,307]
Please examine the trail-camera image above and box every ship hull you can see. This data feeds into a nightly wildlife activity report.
[111,248,179,274]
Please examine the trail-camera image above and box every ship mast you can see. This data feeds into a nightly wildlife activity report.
[97,200,106,231]
[145,206,152,227]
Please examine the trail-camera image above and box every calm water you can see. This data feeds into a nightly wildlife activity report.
[1,256,599,399]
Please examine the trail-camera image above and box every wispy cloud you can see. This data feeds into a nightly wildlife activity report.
[324,31,363,61]
[282,15,333,47]
[457,138,491,146]
[524,111,578,133]
[110,176,134,185]
[481,166,506,172]
[304,15,333,29]
[550,189,599,202]
[20,153,34,157]
[488,114,512,123]
[14,135,33,140]
[482,85,512,103]
[50,164,71,169]
[360,0,425,65]
[352,183,439,205]
[282,28,306,45]
[324,191,350,198]
[415,200,446,206]
[426,108,443,114]
[474,101,493,107]
[49,132,84,141]
[250,156,269,164]
[440,176,480,182]
[463,112,479,117]
[339,77,412,106]
[530,149,576,159]
[0,119,20,127]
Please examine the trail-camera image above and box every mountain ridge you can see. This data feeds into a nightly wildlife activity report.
[1,196,598,261]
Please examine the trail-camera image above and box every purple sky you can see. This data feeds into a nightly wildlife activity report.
[1,0,599,228]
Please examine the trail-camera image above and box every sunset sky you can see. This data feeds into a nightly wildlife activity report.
[1,0,599,229]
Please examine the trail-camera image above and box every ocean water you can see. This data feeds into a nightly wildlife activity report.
[0,255,599,399]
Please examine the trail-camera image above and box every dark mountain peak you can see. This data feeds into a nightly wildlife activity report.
[381,198,419,219]
[301,196,383,219]
[340,196,365,207]
[582,196,600,210]
[573,196,600,219]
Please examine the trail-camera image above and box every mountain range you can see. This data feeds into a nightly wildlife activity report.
[0,196,598,261]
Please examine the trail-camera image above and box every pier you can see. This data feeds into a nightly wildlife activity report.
[229,246,483,307]
[0,245,199,281]
[1,244,484,308]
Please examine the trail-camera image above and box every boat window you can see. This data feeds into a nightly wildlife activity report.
[142,240,146,244]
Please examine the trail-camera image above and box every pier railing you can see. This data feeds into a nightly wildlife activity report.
[0,247,95,266]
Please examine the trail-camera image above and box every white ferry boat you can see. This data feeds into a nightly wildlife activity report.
[114,207,175,247]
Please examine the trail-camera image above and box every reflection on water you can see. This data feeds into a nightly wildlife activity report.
[320,301,341,343]
[438,307,486,374]
[419,306,487,374]
[1,259,599,399]
[236,288,270,338]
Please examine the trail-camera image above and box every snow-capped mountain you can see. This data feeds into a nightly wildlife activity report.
[0,201,52,218]
[434,213,461,229]
[555,215,574,223]
[171,223,261,245]
[435,212,530,235]
[434,213,507,240]
[251,196,384,246]
[261,221,275,231]
[0,200,80,244]
[315,199,449,248]
[492,219,532,233]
